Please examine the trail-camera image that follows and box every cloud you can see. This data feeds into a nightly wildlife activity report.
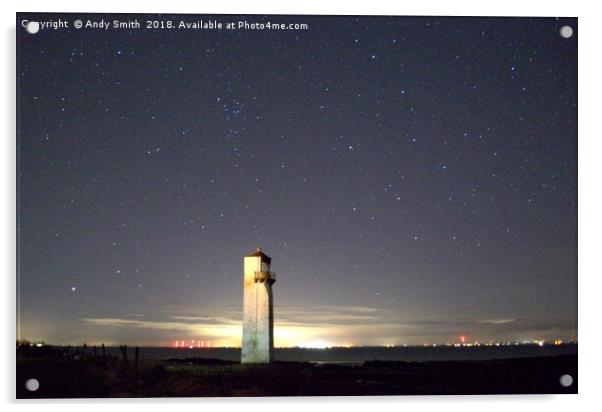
[475,318,516,324]
[81,317,241,344]
[80,305,392,346]
[171,316,240,325]
[79,307,576,347]
[276,305,384,325]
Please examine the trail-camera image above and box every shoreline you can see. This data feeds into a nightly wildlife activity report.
[17,342,578,362]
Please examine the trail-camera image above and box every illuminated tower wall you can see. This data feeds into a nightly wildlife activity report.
[241,247,275,363]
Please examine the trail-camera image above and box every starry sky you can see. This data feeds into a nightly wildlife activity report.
[17,14,577,347]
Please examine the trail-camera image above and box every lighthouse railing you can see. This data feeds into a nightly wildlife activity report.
[254,271,276,283]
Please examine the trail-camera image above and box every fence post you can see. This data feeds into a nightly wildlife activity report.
[134,347,140,394]
[120,345,129,365]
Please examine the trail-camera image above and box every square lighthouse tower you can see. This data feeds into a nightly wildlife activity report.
[241,247,276,363]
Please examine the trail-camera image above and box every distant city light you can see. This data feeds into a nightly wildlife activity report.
[174,339,211,348]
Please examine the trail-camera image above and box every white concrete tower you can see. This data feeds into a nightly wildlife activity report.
[241,247,276,363]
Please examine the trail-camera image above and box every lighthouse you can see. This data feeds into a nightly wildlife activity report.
[241,247,276,363]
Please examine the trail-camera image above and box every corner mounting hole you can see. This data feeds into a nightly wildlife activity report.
[559,374,573,387]
[25,21,40,34]
[25,378,39,392]
[559,26,573,39]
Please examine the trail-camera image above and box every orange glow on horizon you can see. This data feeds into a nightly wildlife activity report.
[77,315,575,348]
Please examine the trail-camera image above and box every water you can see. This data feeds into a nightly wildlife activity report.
[99,344,577,363]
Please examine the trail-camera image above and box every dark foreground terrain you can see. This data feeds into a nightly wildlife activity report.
[17,347,577,397]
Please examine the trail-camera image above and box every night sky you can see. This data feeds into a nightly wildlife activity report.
[17,14,577,347]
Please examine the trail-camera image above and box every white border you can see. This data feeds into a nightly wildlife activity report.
[3,1,600,410]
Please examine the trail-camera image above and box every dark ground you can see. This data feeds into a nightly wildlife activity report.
[16,346,577,398]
